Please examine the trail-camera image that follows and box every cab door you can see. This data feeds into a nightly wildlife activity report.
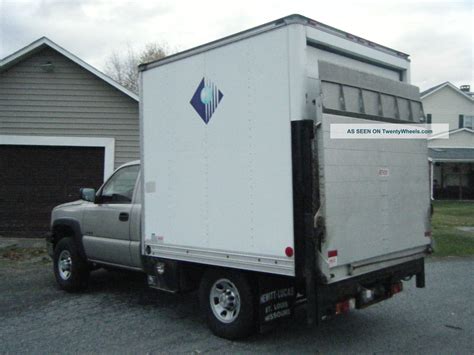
[82,164,140,266]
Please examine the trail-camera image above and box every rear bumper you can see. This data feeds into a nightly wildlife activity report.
[316,257,425,319]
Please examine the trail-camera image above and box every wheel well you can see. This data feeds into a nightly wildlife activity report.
[198,266,258,289]
[52,224,75,247]
[182,264,259,292]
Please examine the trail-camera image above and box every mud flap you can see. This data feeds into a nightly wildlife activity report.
[257,274,296,333]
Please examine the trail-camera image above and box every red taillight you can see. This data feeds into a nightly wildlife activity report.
[335,301,348,314]
[391,282,403,295]
[328,250,338,258]
[285,247,294,257]
[335,298,356,315]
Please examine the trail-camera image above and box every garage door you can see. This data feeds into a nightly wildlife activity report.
[0,145,105,238]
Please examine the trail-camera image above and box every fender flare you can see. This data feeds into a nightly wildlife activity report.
[51,218,86,258]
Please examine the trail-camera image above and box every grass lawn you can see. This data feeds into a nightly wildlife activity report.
[432,201,474,257]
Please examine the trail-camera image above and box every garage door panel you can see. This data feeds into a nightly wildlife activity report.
[0,186,31,201]
[30,186,64,199]
[0,204,28,219]
[68,166,104,181]
[65,186,85,200]
[66,177,101,189]
[0,145,105,238]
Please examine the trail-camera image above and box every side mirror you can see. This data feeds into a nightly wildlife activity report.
[80,188,96,202]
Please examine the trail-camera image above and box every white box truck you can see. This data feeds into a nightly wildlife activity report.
[139,14,431,338]
[48,14,432,339]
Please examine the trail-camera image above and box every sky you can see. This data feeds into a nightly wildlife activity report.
[0,0,472,91]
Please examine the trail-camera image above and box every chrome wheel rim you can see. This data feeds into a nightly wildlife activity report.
[58,250,72,280]
[210,278,241,323]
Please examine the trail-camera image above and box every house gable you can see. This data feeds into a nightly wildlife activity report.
[0,44,139,168]
[428,129,474,148]
[1,37,138,101]
[422,85,473,131]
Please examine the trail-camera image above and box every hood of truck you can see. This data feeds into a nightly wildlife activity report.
[53,200,88,210]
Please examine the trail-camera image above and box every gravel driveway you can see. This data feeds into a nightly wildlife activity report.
[0,253,473,354]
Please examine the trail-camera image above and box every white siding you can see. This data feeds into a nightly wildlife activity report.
[429,130,474,148]
[422,86,474,131]
[0,47,139,168]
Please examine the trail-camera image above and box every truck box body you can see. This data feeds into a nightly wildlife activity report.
[140,15,431,283]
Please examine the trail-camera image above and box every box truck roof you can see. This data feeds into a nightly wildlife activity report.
[139,14,409,72]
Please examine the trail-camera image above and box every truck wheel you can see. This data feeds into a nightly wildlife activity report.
[199,268,256,339]
[53,238,89,292]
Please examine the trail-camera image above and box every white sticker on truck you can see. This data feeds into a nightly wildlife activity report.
[328,250,338,268]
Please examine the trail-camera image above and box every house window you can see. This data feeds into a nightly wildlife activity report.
[463,115,473,129]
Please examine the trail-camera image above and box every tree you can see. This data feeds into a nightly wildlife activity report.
[104,42,169,94]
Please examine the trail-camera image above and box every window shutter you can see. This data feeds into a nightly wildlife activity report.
[459,114,464,128]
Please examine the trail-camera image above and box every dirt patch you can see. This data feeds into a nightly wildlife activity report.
[0,237,50,266]
[0,245,50,266]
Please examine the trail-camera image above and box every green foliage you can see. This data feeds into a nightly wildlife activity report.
[432,201,474,257]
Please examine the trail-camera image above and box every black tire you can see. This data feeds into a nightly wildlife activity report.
[199,268,256,340]
[53,238,90,292]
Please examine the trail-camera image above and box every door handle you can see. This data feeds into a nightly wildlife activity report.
[119,212,129,222]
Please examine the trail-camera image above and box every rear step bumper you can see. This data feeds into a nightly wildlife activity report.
[348,248,430,278]
[315,257,425,321]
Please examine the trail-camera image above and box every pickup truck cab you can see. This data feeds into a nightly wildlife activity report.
[47,160,142,291]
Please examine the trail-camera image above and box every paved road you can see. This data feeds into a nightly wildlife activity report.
[0,256,473,354]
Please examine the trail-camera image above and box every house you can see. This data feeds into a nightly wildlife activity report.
[421,82,474,200]
[0,37,139,237]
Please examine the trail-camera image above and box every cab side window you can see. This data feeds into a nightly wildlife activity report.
[100,165,140,204]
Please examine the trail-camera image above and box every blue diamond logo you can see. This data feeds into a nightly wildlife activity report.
[190,77,224,124]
